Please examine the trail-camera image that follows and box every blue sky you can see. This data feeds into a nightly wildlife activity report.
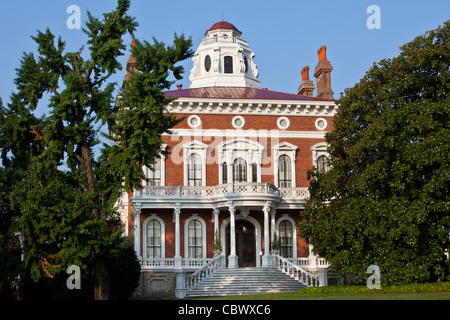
[0,0,449,111]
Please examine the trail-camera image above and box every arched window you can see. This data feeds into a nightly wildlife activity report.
[224,56,233,74]
[317,155,329,173]
[187,153,202,186]
[279,220,293,258]
[146,219,162,258]
[188,219,203,258]
[278,155,292,187]
[233,158,247,182]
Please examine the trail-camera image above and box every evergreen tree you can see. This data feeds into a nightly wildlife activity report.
[299,21,450,285]
[0,0,193,299]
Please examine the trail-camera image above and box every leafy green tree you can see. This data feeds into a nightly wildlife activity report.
[0,0,193,299]
[299,21,450,285]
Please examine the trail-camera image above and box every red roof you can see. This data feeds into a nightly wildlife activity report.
[164,86,331,102]
[207,21,241,33]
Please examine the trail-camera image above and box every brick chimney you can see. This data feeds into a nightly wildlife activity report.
[123,39,137,86]
[297,66,315,97]
[313,46,333,100]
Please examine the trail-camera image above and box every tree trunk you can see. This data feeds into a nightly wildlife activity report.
[93,257,110,300]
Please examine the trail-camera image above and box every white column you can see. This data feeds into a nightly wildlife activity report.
[262,202,272,267]
[270,208,276,244]
[133,204,142,260]
[228,205,238,268]
[174,206,182,268]
[213,208,219,236]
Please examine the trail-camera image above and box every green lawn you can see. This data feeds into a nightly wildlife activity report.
[192,291,450,300]
[188,282,450,300]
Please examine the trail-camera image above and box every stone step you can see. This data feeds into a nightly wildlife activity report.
[186,267,306,297]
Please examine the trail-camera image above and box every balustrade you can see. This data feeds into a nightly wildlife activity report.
[185,254,225,294]
[273,255,320,287]
[134,183,309,200]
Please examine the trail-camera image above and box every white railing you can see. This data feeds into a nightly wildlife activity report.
[134,183,309,200]
[185,254,225,293]
[294,257,330,269]
[274,255,320,287]
[201,36,237,45]
[141,258,213,270]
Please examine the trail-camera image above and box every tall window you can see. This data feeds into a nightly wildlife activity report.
[279,220,293,258]
[222,162,228,184]
[145,158,161,186]
[233,158,247,182]
[188,219,203,258]
[251,163,258,183]
[187,153,202,186]
[278,155,292,187]
[147,220,161,258]
[224,56,233,74]
[317,155,329,173]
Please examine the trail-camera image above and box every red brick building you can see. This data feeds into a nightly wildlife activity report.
[118,21,336,297]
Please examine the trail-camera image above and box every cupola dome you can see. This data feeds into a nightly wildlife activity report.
[189,22,260,89]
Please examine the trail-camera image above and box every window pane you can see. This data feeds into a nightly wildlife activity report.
[222,162,227,184]
[280,220,293,258]
[233,158,247,182]
[188,220,203,258]
[188,154,202,186]
[252,163,257,182]
[317,155,328,173]
[278,155,291,188]
[146,158,161,186]
[224,56,233,74]
[147,220,161,258]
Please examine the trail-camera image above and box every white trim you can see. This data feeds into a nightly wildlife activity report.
[188,115,202,129]
[165,129,327,139]
[184,214,207,259]
[218,138,264,184]
[272,142,298,188]
[232,115,245,129]
[277,117,290,130]
[311,142,329,169]
[143,214,166,259]
[183,140,208,186]
[167,99,338,117]
[315,118,328,131]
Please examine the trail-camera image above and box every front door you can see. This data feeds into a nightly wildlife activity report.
[226,220,256,267]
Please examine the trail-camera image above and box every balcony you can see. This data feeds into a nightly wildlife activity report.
[132,183,310,209]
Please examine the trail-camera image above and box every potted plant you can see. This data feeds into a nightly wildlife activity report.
[212,230,222,256]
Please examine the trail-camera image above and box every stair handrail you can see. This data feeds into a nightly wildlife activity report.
[185,254,225,293]
[273,254,320,287]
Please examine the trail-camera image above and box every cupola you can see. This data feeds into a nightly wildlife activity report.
[189,21,261,89]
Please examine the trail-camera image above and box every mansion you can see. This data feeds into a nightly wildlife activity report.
[118,21,336,298]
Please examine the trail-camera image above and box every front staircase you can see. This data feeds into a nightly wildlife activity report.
[186,267,307,297]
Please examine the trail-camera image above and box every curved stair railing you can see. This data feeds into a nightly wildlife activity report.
[273,254,320,287]
[185,254,225,294]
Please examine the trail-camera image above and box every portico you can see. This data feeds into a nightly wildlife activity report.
[130,183,303,269]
